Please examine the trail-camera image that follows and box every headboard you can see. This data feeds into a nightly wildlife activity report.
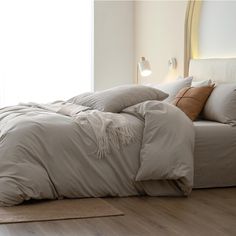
[189,58,236,83]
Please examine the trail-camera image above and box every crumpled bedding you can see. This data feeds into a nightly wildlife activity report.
[0,100,194,206]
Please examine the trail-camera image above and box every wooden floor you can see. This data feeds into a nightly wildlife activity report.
[0,188,235,236]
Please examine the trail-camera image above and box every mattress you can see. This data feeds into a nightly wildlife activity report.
[193,120,236,188]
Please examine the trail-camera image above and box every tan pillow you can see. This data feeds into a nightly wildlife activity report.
[172,85,215,121]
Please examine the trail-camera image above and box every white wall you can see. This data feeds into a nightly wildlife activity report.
[94,1,134,91]
[95,1,236,87]
[199,1,236,59]
[134,1,188,84]
[0,0,92,105]
[95,1,188,87]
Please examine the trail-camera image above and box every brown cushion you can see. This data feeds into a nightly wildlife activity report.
[172,85,215,121]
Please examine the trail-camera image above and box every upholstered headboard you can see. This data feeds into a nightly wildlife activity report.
[189,58,236,83]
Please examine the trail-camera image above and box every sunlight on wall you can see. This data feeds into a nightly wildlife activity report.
[0,0,93,107]
[135,1,188,84]
[163,69,179,83]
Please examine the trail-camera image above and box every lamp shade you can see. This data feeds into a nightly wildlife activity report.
[138,57,152,77]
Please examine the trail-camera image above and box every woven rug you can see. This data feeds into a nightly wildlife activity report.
[0,198,123,224]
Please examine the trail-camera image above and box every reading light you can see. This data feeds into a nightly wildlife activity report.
[168,58,177,70]
[137,57,152,83]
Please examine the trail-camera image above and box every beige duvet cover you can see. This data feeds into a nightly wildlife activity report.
[0,101,194,206]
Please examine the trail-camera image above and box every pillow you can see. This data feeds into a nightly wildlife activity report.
[152,77,193,102]
[70,85,168,113]
[203,84,236,126]
[178,77,212,87]
[67,92,93,103]
[192,79,212,87]
[172,85,215,121]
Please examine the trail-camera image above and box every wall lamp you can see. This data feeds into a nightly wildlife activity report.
[137,57,152,84]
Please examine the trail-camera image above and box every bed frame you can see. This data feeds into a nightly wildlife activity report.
[189,58,236,83]
[189,58,236,189]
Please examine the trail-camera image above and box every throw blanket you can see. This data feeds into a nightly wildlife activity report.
[20,102,136,159]
[71,111,135,159]
[0,101,194,206]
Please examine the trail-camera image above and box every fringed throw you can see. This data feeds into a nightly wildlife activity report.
[73,110,135,159]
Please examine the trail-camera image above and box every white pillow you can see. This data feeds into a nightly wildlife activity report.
[192,79,212,87]
[178,77,212,87]
[151,77,193,102]
[203,84,236,126]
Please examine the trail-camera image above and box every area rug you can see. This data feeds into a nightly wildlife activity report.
[0,198,123,224]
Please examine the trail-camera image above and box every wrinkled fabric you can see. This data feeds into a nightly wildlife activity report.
[0,101,194,206]
[124,101,194,195]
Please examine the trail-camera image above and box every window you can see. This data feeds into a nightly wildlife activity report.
[0,0,93,107]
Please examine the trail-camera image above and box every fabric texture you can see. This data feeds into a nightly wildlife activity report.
[67,92,93,104]
[72,110,136,159]
[0,101,194,206]
[69,85,168,113]
[203,84,236,126]
[193,120,236,188]
[191,79,212,87]
[124,101,194,195]
[189,58,236,84]
[178,77,212,87]
[152,77,193,102]
[172,85,215,121]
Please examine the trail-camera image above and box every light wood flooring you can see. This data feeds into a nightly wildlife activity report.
[0,188,235,236]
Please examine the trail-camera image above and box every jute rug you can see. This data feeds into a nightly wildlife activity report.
[0,198,123,224]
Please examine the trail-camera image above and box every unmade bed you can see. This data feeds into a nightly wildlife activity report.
[0,89,195,206]
[0,58,235,206]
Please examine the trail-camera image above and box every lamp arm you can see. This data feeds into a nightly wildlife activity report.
[136,64,139,84]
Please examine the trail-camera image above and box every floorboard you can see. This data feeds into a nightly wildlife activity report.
[0,188,235,236]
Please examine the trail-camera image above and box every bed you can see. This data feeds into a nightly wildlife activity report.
[189,58,236,188]
[0,59,235,206]
[0,87,195,206]
[194,120,236,188]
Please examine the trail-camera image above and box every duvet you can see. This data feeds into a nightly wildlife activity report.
[0,100,194,206]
